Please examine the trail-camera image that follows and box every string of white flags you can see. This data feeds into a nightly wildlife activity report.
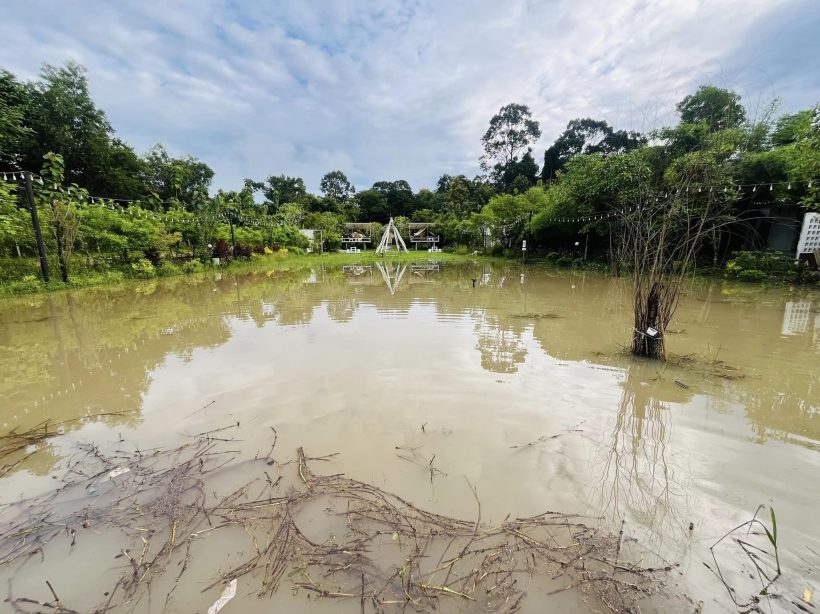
[1,167,816,231]
[0,169,271,228]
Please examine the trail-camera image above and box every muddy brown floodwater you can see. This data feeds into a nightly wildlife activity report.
[0,260,818,613]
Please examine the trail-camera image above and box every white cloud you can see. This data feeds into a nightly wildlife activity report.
[0,0,816,193]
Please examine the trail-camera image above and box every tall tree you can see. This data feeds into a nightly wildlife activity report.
[258,174,307,214]
[25,62,113,188]
[371,180,416,218]
[542,118,645,181]
[355,189,390,222]
[437,174,494,216]
[771,109,813,146]
[480,103,541,171]
[0,70,33,167]
[494,149,540,192]
[99,138,149,200]
[320,170,355,203]
[676,85,746,132]
[142,144,214,208]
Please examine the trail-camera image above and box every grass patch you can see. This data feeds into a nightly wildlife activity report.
[0,250,490,298]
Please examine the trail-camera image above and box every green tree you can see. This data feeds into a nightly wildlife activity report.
[40,152,85,282]
[480,103,541,172]
[771,109,813,146]
[257,174,307,214]
[320,170,355,203]
[437,174,494,217]
[0,70,33,167]
[0,178,33,256]
[355,188,389,222]
[371,180,416,218]
[542,118,645,181]
[677,85,746,132]
[493,149,540,192]
[24,63,114,189]
[100,139,149,200]
[142,144,214,208]
[275,202,305,227]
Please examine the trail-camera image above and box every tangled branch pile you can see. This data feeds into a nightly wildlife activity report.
[0,433,679,613]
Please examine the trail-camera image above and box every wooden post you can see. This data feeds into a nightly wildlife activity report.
[228,212,236,256]
[24,172,50,283]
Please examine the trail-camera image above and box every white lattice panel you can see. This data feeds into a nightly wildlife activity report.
[796,212,820,254]
[781,301,811,335]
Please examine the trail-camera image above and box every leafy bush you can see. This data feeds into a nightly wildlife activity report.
[213,239,231,259]
[157,262,180,277]
[130,258,156,279]
[324,231,342,251]
[143,247,162,266]
[725,250,797,281]
[15,275,45,293]
[555,255,573,267]
[737,269,766,282]
[234,242,253,258]
[271,225,310,249]
[181,259,204,274]
[0,257,42,282]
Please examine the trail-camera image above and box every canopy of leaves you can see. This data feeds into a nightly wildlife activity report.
[542,118,645,181]
[676,85,746,132]
[481,103,541,171]
[320,170,355,203]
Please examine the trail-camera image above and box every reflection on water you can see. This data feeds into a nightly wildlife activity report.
[591,367,691,563]
[0,260,818,607]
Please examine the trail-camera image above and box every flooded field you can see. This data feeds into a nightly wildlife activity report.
[1,259,818,612]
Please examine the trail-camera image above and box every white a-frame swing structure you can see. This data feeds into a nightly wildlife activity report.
[375,218,408,254]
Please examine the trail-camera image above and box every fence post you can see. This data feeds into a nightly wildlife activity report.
[24,172,50,283]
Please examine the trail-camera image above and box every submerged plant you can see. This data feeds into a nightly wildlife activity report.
[707,504,782,610]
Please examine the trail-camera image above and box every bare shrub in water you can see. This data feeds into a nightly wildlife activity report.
[612,151,738,360]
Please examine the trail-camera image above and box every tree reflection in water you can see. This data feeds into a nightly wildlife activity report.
[592,368,694,558]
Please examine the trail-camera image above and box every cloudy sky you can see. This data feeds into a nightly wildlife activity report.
[1,0,818,193]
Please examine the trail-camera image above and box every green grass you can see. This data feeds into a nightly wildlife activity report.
[0,250,489,298]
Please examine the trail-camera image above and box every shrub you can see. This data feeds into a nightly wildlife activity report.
[234,242,253,258]
[157,262,180,277]
[213,239,231,259]
[271,225,310,249]
[18,275,45,293]
[555,255,573,267]
[143,247,162,266]
[181,259,204,274]
[130,258,156,279]
[252,244,266,255]
[737,269,766,282]
[0,257,41,282]
[725,250,796,281]
[324,231,342,251]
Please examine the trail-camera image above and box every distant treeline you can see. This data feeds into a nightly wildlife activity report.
[1,61,818,266]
